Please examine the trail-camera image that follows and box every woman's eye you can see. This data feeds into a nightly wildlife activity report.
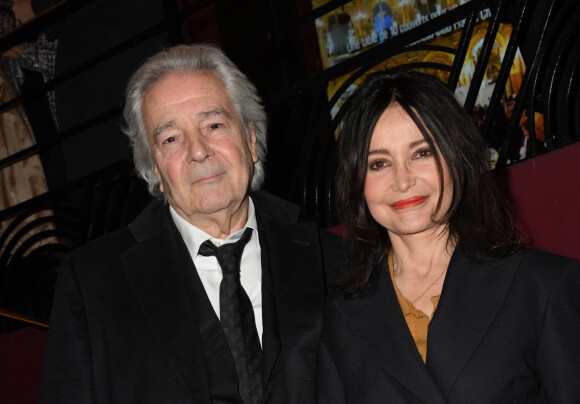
[416,149,433,158]
[369,160,388,170]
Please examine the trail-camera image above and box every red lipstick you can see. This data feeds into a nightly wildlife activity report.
[390,196,428,210]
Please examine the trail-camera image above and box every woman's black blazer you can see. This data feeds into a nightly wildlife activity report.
[318,245,580,403]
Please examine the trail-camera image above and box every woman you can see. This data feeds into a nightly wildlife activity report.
[318,69,580,403]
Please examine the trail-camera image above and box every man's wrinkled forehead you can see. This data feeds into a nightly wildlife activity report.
[141,71,238,136]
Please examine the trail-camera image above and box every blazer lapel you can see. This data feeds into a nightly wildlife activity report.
[122,202,211,403]
[332,260,448,404]
[427,245,521,398]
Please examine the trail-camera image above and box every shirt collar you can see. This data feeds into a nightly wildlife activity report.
[169,197,258,258]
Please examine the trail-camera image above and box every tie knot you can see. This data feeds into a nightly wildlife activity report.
[198,227,253,275]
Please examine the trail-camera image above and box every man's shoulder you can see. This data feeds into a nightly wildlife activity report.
[69,199,169,262]
[67,225,135,266]
[250,191,301,224]
[250,190,348,284]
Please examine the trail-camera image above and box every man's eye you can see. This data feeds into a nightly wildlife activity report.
[209,123,223,130]
[162,136,176,144]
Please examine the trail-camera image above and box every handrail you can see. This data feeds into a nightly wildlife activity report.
[0,308,49,329]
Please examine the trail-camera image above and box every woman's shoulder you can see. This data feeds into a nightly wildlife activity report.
[497,248,580,299]
[518,246,578,261]
[454,244,580,293]
[460,244,579,275]
[512,247,580,275]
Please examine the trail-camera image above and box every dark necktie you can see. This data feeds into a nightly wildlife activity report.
[198,228,263,404]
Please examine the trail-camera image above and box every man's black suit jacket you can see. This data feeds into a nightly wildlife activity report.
[318,244,580,403]
[38,191,345,403]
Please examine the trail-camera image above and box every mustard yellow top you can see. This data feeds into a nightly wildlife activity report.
[388,250,440,364]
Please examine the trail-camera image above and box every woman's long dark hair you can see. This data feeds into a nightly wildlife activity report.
[335,68,521,297]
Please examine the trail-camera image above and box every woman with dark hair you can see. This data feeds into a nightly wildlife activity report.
[318,69,580,403]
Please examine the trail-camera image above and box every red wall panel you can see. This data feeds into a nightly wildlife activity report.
[496,142,580,261]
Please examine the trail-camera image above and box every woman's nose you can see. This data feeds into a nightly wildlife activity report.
[392,165,415,192]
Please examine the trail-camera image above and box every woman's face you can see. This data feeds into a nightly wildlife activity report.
[363,104,453,239]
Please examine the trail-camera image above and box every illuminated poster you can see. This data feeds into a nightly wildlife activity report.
[312,0,530,165]
[312,0,471,70]
[323,17,526,118]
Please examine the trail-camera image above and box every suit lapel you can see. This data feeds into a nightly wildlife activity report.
[427,245,521,398]
[258,225,282,388]
[256,212,325,399]
[122,202,211,403]
[332,260,448,404]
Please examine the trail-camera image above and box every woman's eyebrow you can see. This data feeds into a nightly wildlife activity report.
[368,139,427,155]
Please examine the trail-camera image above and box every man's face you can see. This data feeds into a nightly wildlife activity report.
[142,71,258,227]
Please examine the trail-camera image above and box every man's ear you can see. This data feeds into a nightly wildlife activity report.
[248,122,258,163]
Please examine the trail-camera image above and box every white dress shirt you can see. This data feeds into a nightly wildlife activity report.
[169,198,263,345]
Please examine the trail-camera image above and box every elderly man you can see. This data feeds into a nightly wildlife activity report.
[39,44,344,403]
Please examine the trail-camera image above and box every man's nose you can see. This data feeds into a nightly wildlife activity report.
[187,131,211,162]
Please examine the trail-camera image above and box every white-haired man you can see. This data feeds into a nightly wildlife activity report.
[39,44,345,404]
